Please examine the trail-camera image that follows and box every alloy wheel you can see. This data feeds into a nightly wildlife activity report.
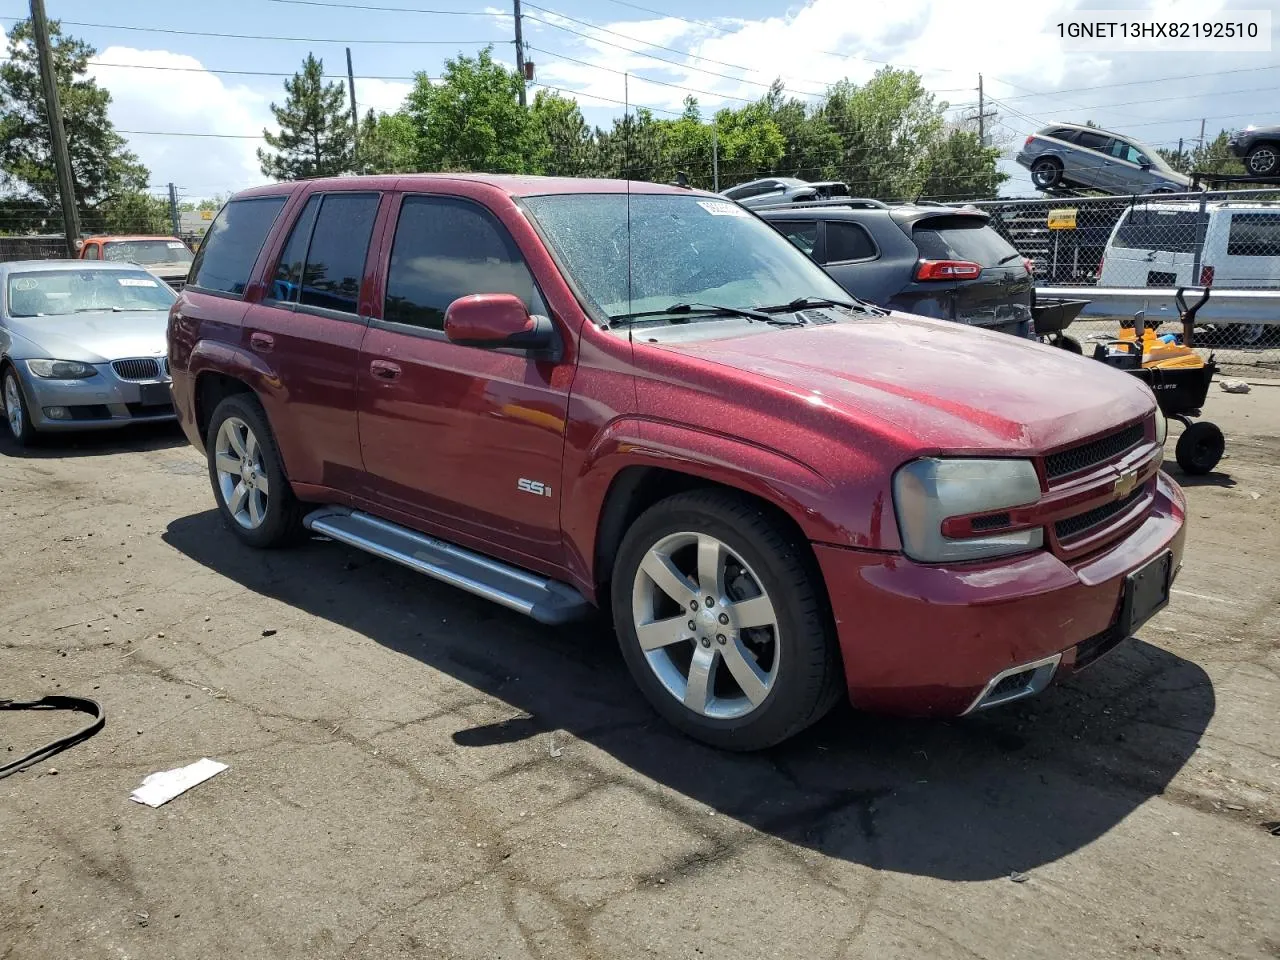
[631,531,781,720]
[4,374,24,439]
[1248,147,1277,175]
[214,416,270,529]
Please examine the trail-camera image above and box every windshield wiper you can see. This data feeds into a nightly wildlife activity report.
[996,253,1022,265]
[756,295,887,317]
[608,302,772,326]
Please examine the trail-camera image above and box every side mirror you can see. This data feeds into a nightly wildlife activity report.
[444,293,554,352]
[1139,161,1152,170]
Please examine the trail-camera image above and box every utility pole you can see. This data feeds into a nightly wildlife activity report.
[30,0,80,257]
[978,73,984,147]
[167,183,179,238]
[346,47,361,172]
[1196,117,1206,149]
[712,124,719,192]
[513,0,526,107]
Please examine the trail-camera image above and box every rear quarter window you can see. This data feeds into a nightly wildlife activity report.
[1113,209,1203,254]
[1226,212,1280,257]
[189,196,288,297]
[912,217,1018,267]
[824,221,876,262]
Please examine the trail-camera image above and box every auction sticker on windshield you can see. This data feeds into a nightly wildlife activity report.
[696,200,749,217]
[118,278,159,287]
[167,242,185,249]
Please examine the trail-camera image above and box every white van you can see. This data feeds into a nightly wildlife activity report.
[1098,201,1280,343]
[1099,200,1280,288]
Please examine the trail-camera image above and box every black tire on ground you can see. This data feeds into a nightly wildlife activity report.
[205,393,306,548]
[1175,420,1225,476]
[1232,323,1266,346]
[610,488,843,751]
[1030,158,1063,190]
[1245,143,1278,177]
[2,367,38,448]
[1059,335,1083,354]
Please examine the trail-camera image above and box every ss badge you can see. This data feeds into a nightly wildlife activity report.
[518,478,553,497]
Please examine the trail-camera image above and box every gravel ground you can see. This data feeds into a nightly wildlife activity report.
[2,385,1278,960]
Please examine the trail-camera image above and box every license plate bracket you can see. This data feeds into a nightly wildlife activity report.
[138,382,171,406]
[1118,550,1173,637]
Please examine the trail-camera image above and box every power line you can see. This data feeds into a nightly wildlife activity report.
[0,16,499,45]
[528,45,756,104]
[265,0,507,16]
[69,59,433,82]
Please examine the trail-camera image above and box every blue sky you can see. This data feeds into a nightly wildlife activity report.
[2,0,1276,201]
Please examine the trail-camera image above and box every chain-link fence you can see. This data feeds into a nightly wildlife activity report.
[969,189,1280,372]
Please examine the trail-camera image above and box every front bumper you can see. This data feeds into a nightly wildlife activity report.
[815,471,1186,717]
[20,363,176,431]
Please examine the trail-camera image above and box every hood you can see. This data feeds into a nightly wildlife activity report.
[142,262,192,280]
[652,313,1155,454]
[6,311,170,363]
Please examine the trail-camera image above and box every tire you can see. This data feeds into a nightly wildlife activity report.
[1030,158,1062,190]
[610,489,842,750]
[1059,335,1083,354]
[1233,323,1266,346]
[1175,421,1225,476]
[205,393,305,548]
[3,366,38,448]
[1245,143,1278,177]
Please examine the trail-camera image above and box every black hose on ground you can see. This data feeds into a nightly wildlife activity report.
[0,696,105,780]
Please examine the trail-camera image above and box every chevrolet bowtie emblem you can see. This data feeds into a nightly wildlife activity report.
[1114,469,1140,498]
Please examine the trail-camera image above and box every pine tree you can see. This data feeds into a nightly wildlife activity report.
[257,54,354,180]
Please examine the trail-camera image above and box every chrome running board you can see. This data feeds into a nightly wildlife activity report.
[303,507,592,626]
[962,653,1062,715]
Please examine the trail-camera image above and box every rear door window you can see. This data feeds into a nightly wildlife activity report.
[383,195,541,331]
[1226,212,1280,257]
[1076,131,1112,153]
[189,196,287,297]
[298,193,380,314]
[912,217,1018,267]
[824,221,876,262]
[269,195,321,303]
[1113,208,1203,253]
[776,220,818,256]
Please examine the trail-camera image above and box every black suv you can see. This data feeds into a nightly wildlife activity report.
[758,200,1035,338]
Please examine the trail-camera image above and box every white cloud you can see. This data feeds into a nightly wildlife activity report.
[355,77,414,116]
[89,47,271,198]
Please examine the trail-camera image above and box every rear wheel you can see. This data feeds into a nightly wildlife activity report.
[1245,143,1278,177]
[1175,421,1225,475]
[206,394,305,547]
[2,368,37,447]
[611,489,842,750]
[1031,158,1063,190]
[1058,335,1083,354]
[1233,323,1266,346]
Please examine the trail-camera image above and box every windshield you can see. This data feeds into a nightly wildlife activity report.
[7,269,178,317]
[104,239,193,265]
[522,193,850,321]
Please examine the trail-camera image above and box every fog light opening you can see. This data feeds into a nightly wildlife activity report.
[43,406,72,420]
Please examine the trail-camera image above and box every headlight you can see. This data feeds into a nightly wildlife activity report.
[1154,413,1167,446]
[893,458,1044,563]
[27,359,97,379]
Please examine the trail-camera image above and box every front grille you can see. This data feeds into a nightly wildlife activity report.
[1045,422,1145,481]
[112,358,162,381]
[1055,487,1145,541]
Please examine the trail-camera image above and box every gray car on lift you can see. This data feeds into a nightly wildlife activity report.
[1016,122,1194,194]
[0,260,178,447]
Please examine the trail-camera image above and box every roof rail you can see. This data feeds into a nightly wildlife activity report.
[753,197,890,211]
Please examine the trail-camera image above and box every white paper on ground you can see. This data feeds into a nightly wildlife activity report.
[129,758,228,807]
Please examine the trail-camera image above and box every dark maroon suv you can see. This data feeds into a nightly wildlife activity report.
[168,174,1185,749]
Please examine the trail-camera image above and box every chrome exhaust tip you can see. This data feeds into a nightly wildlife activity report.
[962,653,1062,715]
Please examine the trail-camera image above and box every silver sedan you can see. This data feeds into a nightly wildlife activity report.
[1,260,178,446]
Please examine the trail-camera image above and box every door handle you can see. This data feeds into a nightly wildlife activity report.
[249,332,274,353]
[370,359,401,381]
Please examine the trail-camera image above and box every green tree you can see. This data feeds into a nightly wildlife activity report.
[258,53,354,180]
[405,48,532,173]
[1158,130,1245,180]
[528,90,594,176]
[0,18,150,227]
[100,191,170,234]
[917,128,1006,200]
[357,109,419,174]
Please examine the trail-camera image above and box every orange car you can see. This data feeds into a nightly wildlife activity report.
[77,235,194,290]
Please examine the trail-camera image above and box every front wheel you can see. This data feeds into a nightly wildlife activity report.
[611,489,842,750]
[1031,158,1062,190]
[1175,420,1225,475]
[206,393,305,547]
[1245,143,1278,177]
[3,368,37,447]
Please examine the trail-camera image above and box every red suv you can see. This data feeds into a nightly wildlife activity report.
[168,175,1186,750]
